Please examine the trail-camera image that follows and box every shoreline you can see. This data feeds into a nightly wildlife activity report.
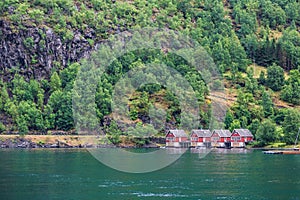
[250,147,298,150]
[0,135,164,149]
[0,135,297,150]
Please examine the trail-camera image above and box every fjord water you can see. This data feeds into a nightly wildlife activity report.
[1,149,300,200]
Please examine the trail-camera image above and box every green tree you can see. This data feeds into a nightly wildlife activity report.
[285,2,300,23]
[50,72,62,93]
[231,91,253,123]
[282,109,300,145]
[60,62,80,90]
[240,116,248,128]
[0,122,6,133]
[28,8,44,24]
[258,71,266,85]
[281,70,300,105]
[256,119,277,146]
[5,101,18,120]
[43,104,55,130]
[224,110,234,129]
[16,115,29,135]
[28,79,43,105]
[17,101,45,131]
[230,119,241,132]
[228,34,249,72]
[278,29,300,70]
[248,118,260,137]
[12,75,32,102]
[261,90,274,117]
[260,0,286,29]
[241,34,259,60]
[255,37,277,67]
[266,63,285,91]
[95,77,113,121]
[0,85,10,111]
[273,108,288,125]
[47,91,73,130]
[105,120,122,144]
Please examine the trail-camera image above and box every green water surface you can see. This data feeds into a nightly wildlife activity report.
[0,148,299,200]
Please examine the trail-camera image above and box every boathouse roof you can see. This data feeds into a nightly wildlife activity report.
[166,130,187,137]
[213,129,231,137]
[191,129,212,137]
[233,129,253,137]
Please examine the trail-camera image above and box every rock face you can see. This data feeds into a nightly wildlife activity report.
[0,137,37,148]
[0,136,164,148]
[0,20,95,81]
[0,137,79,148]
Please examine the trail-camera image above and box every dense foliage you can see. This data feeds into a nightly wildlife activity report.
[0,0,299,146]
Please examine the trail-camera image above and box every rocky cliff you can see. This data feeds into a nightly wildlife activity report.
[0,19,95,81]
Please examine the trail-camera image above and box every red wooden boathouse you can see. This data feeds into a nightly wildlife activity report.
[211,129,231,148]
[165,130,189,148]
[231,129,254,147]
[190,129,212,147]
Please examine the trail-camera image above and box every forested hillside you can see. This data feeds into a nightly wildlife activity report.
[0,0,299,146]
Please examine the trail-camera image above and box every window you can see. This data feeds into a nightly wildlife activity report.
[231,136,241,142]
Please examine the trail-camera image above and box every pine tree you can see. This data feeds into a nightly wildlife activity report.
[261,90,274,117]
[282,109,300,145]
[50,72,62,93]
[258,71,266,85]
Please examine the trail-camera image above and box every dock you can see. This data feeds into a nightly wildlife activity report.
[263,150,300,155]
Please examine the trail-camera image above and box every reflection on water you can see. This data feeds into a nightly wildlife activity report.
[190,147,212,159]
[165,147,188,154]
[210,148,253,154]
[190,147,252,159]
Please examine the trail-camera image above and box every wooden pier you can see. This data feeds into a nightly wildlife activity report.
[264,150,300,155]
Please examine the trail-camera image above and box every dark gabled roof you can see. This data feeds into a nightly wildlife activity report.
[166,130,187,137]
[213,129,231,137]
[233,129,253,137]
[191,129,212,137]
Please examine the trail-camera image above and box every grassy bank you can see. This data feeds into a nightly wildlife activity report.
[248,142,299,149]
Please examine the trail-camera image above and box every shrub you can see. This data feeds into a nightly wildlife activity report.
[0,122,6,133]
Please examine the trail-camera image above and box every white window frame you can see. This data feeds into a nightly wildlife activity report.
[212,137,219,142]
[231,136,241,142]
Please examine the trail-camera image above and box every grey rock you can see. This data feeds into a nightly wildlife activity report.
[0,20,94,81]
